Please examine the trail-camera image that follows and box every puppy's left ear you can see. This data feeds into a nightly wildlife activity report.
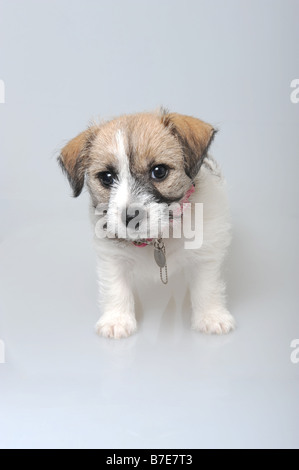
[58,127,97,197]
[162,112,217,180]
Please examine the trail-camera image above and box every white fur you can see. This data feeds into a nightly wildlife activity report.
[113,130,130,208]
[92,155,235,339]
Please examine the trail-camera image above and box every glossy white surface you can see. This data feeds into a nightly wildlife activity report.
[0,0,298,449]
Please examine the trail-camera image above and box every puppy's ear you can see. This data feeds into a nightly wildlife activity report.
[162,112,217,180]
[58,127,97,197]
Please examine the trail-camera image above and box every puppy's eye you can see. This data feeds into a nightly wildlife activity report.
[151,165,168,181]
[98,171,115,187]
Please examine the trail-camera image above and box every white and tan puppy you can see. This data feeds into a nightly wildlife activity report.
[59,110,235,339]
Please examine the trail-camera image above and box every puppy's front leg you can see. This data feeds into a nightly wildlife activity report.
[188,261,236,335]
[95,256,136,339]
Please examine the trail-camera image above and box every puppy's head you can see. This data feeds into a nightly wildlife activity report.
[58,111,216,240]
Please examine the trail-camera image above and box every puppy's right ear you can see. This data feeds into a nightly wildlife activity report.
[58,127,97,197]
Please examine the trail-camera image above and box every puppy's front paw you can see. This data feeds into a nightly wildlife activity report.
[192,308,236,335]
[95,315,137,339]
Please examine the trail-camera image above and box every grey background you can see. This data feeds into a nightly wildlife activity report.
[0,0,299,449]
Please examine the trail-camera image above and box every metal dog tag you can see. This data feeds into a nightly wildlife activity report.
[154,246,166,268]
[154,239,168,284]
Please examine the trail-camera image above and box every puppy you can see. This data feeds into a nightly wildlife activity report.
[58,110,235,339]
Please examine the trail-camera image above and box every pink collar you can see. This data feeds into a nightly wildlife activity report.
[180,183,195,205]
[132,183,195,247]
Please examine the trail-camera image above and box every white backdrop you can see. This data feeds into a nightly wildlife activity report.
[0,0,298,449]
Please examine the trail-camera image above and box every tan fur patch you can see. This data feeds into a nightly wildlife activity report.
[59,126,98,197]
[162,113,216,180]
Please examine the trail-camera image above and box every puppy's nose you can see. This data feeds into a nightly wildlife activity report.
[122,208,145,227]
[126,213,137,226]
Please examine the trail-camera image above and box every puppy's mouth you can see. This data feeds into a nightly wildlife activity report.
[130,238,153,247]
[105,224,162,244]
[114,232,153,243]
[108,234,154,248]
